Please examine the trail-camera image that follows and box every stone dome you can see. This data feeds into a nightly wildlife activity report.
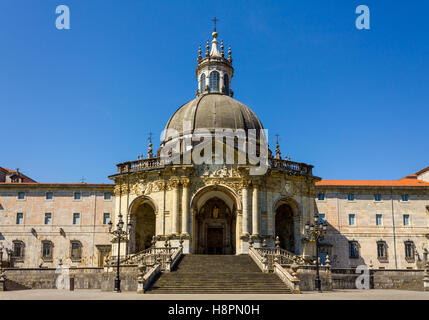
[162,93,263,143]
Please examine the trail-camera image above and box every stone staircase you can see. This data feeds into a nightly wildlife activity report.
[146,254,292,294]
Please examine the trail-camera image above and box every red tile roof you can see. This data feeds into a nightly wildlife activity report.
[316,178,429,187]
[0,167,37,183]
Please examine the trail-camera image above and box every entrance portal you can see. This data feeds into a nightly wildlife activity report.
[194,197,236,254]
[207,228,223,254]
[275,204,295,253]
[130,201,156,254]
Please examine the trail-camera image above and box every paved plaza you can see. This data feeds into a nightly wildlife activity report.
[0,289,428,300]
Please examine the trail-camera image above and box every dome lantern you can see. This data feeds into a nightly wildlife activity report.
[196,17,233,97]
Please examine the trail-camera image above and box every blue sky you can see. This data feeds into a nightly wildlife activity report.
[1,0,428,183]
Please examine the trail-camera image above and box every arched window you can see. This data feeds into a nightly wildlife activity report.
[223,74,229,94]
[209,71,220,92]
[200,73,206,93]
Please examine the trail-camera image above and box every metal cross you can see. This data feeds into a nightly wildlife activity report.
[212,15,219,31]
[148,131,153,142]
[275,134,280,143]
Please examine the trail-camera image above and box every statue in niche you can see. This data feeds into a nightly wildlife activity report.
[212,206,219,219]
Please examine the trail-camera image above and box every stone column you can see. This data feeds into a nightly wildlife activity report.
[241,181,250,236]
[181,179,190,235]
[252,182,260,236]
[171,179,180,235]
[267,193,275,238]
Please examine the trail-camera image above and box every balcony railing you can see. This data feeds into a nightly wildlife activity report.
[116,156,313,176]
[270,158,313,176]
[117,158,163,174]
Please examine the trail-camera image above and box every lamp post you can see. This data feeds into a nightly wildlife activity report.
[305,213,327,293]
[108,214,132,293]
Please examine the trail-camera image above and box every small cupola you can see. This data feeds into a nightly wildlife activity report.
[196,17,234,97]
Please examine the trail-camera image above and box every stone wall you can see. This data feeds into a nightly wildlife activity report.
[373,269,425,290]
[4,267,104,291]
[330,268,426,290]
[101,265,140,292]
[296,266,332,291]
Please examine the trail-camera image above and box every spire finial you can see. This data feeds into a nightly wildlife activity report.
[227,44,232,63]
[205,40,210,57]
[147,132,153,159]
[198,44,202,61]
[220,40,224,58]
[275,134,281,160]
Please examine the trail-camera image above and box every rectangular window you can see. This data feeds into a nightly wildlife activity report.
[401,194,409,202]
[12,241,24,258]
[318,213,326,223]
[374,194,381,201]
[317,193,325,201]
[348,214,356,226]
[16,212,24,225]
[348,193,355,201]
[42,241,53,259]
[17,192,25,200]
[405,242,414,259]
[377,242,387,259]
[46,192,53,200]
[44,213,52,225]
[74,192,81,200]
[103,213,111,225]
[376,214,383,226]
[71,241,82,261]
[73,213,80,225]
[104,193,112,200]
[403,214,410,226]
[349,241,359,259]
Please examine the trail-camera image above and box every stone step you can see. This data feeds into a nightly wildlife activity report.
[147,254,291,294]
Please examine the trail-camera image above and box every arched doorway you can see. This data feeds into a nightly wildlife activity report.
[275,204,295,253]
[191,185,240,255]
[129,197,156,254]
[195,197,236,254]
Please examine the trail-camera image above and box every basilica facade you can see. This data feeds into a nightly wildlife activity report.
[1,28,428,271]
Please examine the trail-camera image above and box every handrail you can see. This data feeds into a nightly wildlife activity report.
[249,247,269,273]
[273,262,300,294]
[117,247,181,271]
[168,246,183,271]
[253,247,308,270]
